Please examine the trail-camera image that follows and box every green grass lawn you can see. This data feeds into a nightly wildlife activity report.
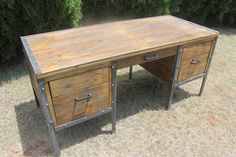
[0,27,235,157]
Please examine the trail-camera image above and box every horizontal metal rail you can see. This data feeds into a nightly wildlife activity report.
[176,73,206,87]
[55,108,112,132]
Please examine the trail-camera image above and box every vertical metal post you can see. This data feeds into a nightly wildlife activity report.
[33,90,40,108]
[25,59,40,108]
[111,62,117,133]
[199,38,218,96]
[37,80,60,156]
[166,47,183,110]
[129,66,133,79]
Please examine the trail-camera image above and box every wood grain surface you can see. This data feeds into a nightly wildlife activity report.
[178,41,212,82]
[117,47,177,69]
[23,15,218,79]
[49,67,111,125]
[141,56,175,84]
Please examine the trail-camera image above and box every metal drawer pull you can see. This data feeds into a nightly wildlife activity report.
[74,93,92,103]
[144,54,160,61]
[191,58,200,64]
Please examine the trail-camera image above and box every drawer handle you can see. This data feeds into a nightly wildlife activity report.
[74,93,92,103]
[191,58,200,64]
[144,54,160,61]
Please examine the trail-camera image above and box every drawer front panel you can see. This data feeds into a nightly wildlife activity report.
[50,67,110,97]
[181,41,212,60]
[49,67,111,125]
[117,47,177,69]
[178,41,212,82]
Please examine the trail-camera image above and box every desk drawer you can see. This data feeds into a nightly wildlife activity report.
[178,41,212,82]
[49,67,111,125]
[117,47,177,69]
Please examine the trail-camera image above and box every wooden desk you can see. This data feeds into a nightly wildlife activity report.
[21,15,218,155]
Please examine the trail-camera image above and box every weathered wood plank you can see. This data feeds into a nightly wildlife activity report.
[50,67,110,97]
[52,83,111,125]
[117,47,177,69]
[23,15,218,79]
[178,53,209,82]
[45,83,57,125]
[141,56,175,84]
[49,66,111,125]
[44,62,111,82]
[181,41,212,60]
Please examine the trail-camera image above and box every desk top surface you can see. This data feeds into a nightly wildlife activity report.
[22,15,218,78]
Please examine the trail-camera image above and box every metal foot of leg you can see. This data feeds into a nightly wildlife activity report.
[112,111,116,134]
[129,66,133,79]
[47,122,60,156]
[166,85,175,110]
[199,76,207,96]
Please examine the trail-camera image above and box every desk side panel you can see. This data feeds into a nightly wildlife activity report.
[140,56,175,84]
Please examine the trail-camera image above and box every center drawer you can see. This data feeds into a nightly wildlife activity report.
[49,67,111,125]
[117,47,177,69]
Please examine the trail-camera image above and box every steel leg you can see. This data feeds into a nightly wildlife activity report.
[111,62,117,133]
[129,66,133,79]
[47,121,60,156]
[33,90,40,108]
[37,80,60,156]
[199,38,217,96]
[166,87,174,110]
[25,61,40,109]
[166,47,182,110]
[199,76,207,96]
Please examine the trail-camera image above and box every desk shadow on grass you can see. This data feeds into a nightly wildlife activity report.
[15,69,191,156]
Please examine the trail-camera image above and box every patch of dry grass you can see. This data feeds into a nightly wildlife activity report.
[0,28,235,157]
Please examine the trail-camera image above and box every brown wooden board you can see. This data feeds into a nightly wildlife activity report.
[52,83,111,125]
[22,15,219,79]
[140,56,175,84]
[49,67,110,97]
[177,41,212,82]
[49,67,111,125]
[181,41,212,60]
[117,47,177,69]
[178,53,210,82]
